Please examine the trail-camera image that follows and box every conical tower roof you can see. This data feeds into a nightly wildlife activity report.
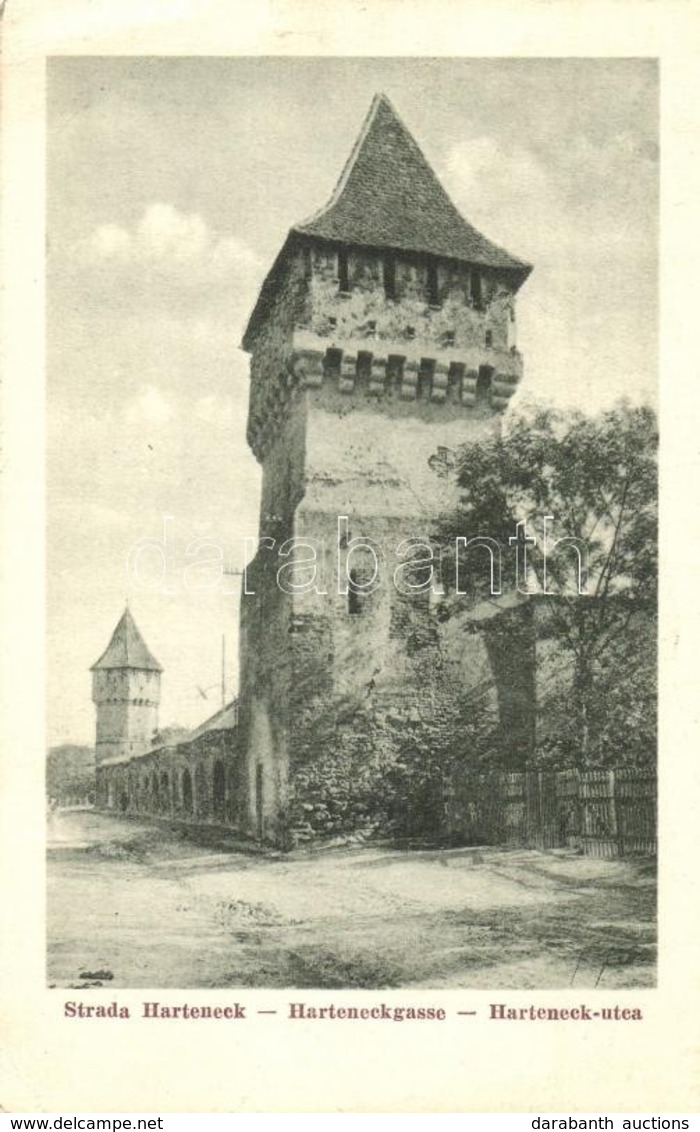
[243,93,531,350]
[91,607,162,672]
[296,93,529,273]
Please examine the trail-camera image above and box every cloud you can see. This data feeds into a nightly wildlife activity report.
[194,394,236,427]
[89,223,132,260]
[445,137,549,203]
[56,203,265,325]
[83,202,263,279]
[439,129,657,411]
[134,203,209,263]
[125,384,177,426]
[441,128,657,268]
[441,137,550,263]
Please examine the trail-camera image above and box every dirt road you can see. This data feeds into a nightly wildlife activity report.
[47,809,655,989]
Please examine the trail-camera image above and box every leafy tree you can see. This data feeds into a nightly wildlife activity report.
[436,400,658,767]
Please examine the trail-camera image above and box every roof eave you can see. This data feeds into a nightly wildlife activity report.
[292,224,531,269]
[241,231,298,354]
[242,231,532,351]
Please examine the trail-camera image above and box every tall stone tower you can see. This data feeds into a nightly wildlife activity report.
[91,607,162,765]
[238,94,532,845]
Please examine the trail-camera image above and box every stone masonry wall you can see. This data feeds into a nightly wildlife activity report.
[238,238,531,845]
[96,728,241,826]
[307,243,516,356]
[92,668,160,765]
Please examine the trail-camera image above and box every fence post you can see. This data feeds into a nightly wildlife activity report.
[610,768,623,856]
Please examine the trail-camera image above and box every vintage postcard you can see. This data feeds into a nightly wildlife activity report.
[1,0,699,1115]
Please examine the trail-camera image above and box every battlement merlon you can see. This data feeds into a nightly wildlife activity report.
[246,323,522,463]
[241,94,531,465]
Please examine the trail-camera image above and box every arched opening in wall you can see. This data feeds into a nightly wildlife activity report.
[151,771,158,806]
[213,760,226,822]
[119,789,128,813]
[195,763,207,818]
[160,771,169,811]
[476,366,493,406]
[226,758,239,825]
[182,768,193,814]
[255,763,264,841]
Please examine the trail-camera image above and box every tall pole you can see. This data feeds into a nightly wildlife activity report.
[221,566,243,712]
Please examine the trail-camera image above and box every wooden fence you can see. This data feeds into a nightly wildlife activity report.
[446,767,656,857]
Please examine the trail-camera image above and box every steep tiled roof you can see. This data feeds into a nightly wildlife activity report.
[243,93,531,350]
[91,608,162,672]
[295,94,530,274]
[188,699,238,740]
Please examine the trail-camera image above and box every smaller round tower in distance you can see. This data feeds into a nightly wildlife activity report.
[90,607,162,766]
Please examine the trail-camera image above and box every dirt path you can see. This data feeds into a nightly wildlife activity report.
[47,809,656,989]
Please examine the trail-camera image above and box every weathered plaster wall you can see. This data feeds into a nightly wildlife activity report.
[237,237,531,845]
[307,243,516,355]
[92,669,160,765]
[95,729,241,825]
[246,247,309,462]
[302,393,498,520]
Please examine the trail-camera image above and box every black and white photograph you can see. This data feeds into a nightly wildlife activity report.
[45,57,658,994]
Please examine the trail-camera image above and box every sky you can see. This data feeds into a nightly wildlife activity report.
[47,56,658,747]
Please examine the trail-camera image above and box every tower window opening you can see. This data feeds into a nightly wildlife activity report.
[324,348,343,381]
[348,569,362,615]
[476,366,493,405]
[338,248,350,293]
[383,255,396,300]
[427,261,440,307]
[302,244,312,280]
[472,270,483,309]
[485,329,493,348]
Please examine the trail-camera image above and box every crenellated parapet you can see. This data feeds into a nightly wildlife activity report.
[247,326,523,460]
